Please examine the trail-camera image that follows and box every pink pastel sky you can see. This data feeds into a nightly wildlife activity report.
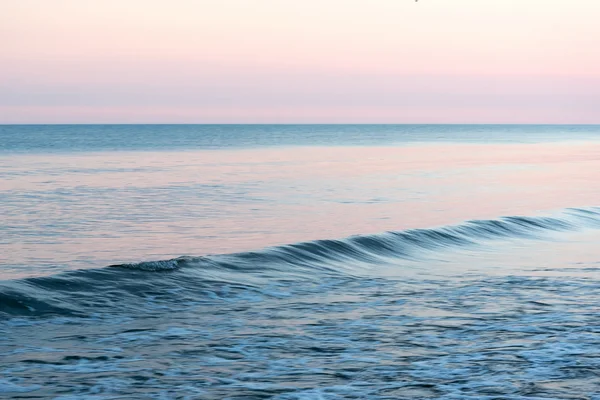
[1,0,599,124]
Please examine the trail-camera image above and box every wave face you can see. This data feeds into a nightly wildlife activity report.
[3,207,600,399]
[1,207,599,319]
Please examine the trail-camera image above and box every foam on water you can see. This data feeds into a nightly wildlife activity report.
[3,125,600,398]
[2,269,600,398]
[1,209,600,398]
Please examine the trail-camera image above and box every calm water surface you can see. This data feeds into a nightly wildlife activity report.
[1,125,600,399]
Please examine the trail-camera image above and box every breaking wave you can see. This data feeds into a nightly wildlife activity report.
[1,207,599,318]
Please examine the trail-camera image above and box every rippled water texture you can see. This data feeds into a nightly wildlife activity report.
[1,125,600,398]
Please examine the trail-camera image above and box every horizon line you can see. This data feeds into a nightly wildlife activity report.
[2,123,600,126]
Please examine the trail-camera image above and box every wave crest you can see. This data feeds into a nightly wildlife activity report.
[2,207,599,318]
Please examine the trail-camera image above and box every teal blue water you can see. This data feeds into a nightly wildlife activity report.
[1,125,600,398]
[2,124,599,153]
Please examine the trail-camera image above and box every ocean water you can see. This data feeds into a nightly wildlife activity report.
[1,124,600,399]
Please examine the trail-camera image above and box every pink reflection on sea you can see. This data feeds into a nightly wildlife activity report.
[1,141,600,277]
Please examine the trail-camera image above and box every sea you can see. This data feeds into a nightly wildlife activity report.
[1,124,600,399]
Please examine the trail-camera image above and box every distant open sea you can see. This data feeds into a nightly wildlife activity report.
[2,124,600,399]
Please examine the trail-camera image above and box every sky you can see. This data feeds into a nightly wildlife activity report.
[1,0,599,124]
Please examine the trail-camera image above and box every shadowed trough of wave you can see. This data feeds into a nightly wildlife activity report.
[1,207,599,318]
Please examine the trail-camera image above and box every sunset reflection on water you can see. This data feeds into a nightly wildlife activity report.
[2,141,600,277]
